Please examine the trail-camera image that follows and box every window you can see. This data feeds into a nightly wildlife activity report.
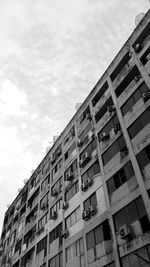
[52,159,62,179]
[65,206,81,229]
[65,181,79,202]
[95,96,114,123]
[81,161,100,184]
[136,143,150,169]
[27,188,39,209]
[98,114,120,141]
[121,82,149,116]
[77,106,90,126]
[36,236,47,256]
[50,198,62,216]
[38,213,48,229]
[49,223,62,244]
[113,196,150,233]
[83,192,97,210]
[48,252,62,267]
[21,248,35,267]
[64,159,78,180]
[41,174,50,193]
[102,135,127,165]
[51,177,62,196]
[66,238,84,262]
[64,125,75,145]
[92,81,108,106]
[121,244,150,267]
[107,161,135,195]
[86,220,111,250]
[79,139,97,162]
[128,108,150,139]
[14,239,22,254]
[78,121,92,143]
[52,144,62,161]
[64,141,76,160]
[40,193,49,210]
[42,160,50,176]
[21,188,28,205]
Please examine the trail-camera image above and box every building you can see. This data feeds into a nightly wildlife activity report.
[1,8,150,267]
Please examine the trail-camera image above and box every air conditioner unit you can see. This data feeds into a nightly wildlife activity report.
[81,182,87,192]
[89,205,97,216]
[41,226,44,233]
[51,188,59,197]
[142,91,150,102]
[62,202,69,210]
[114,123,121,135]
[40,204,45,210]
[100,132,110,142]
[86,113,92,120]
[119,225,132,239]
[45,202,49,209]
[22,243,27,252]
[57,150,61,157]
[66,172,74,181]
[50,210,57,220]
[87,177,93,187]
[80,152,91,167]
[134,43,142,53]
[134,74,142,82]
[36,228,41,235]
[50,156,56,165]
[61,229,69,239]
[107,105,116,113]
[47,184,50,190]
[120,149,129,160]
[82,209,91,221]
[77,139,83,147]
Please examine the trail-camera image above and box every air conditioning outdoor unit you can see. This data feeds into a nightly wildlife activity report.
[142,91,150,102]
[134,74,142,82]
[100,132,110,142]
[62,202,69,210]
[119,224,132,239]
[87,177,93,187]
[80,152,91,167]
[134,43,142,53]
[86,113,92,120]
[120,148,129,160]
[66,172,74,181]
[82,209,91,221]
[50,156,56,165]
[107,105,116,113]
[89,205,97,216]
[114,123,121,135]
[51,189,59,197]
[61,229,69,239]
[77,139,83,147]
[57,150,61,157]
[50,210,57,220]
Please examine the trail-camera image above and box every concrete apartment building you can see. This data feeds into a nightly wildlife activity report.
[1,8,150,267]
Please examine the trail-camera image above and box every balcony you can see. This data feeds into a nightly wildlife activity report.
[113,60,134,89]
[119,230,150,257]
[93,90,111,114]
[87,240,113,264]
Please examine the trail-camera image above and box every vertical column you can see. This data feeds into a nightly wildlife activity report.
[74,117,88,267]
[90,100,121,267]
[107,63,150,221]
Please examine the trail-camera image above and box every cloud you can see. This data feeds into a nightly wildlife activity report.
[0,0,149,233]
[0,79,28,117]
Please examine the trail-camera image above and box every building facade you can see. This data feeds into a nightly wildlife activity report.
[1,9,150,267]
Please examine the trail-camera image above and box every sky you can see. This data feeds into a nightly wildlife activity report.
[0,0,149,233]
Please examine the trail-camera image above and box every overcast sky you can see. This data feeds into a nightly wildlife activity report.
[0,0,149,233]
